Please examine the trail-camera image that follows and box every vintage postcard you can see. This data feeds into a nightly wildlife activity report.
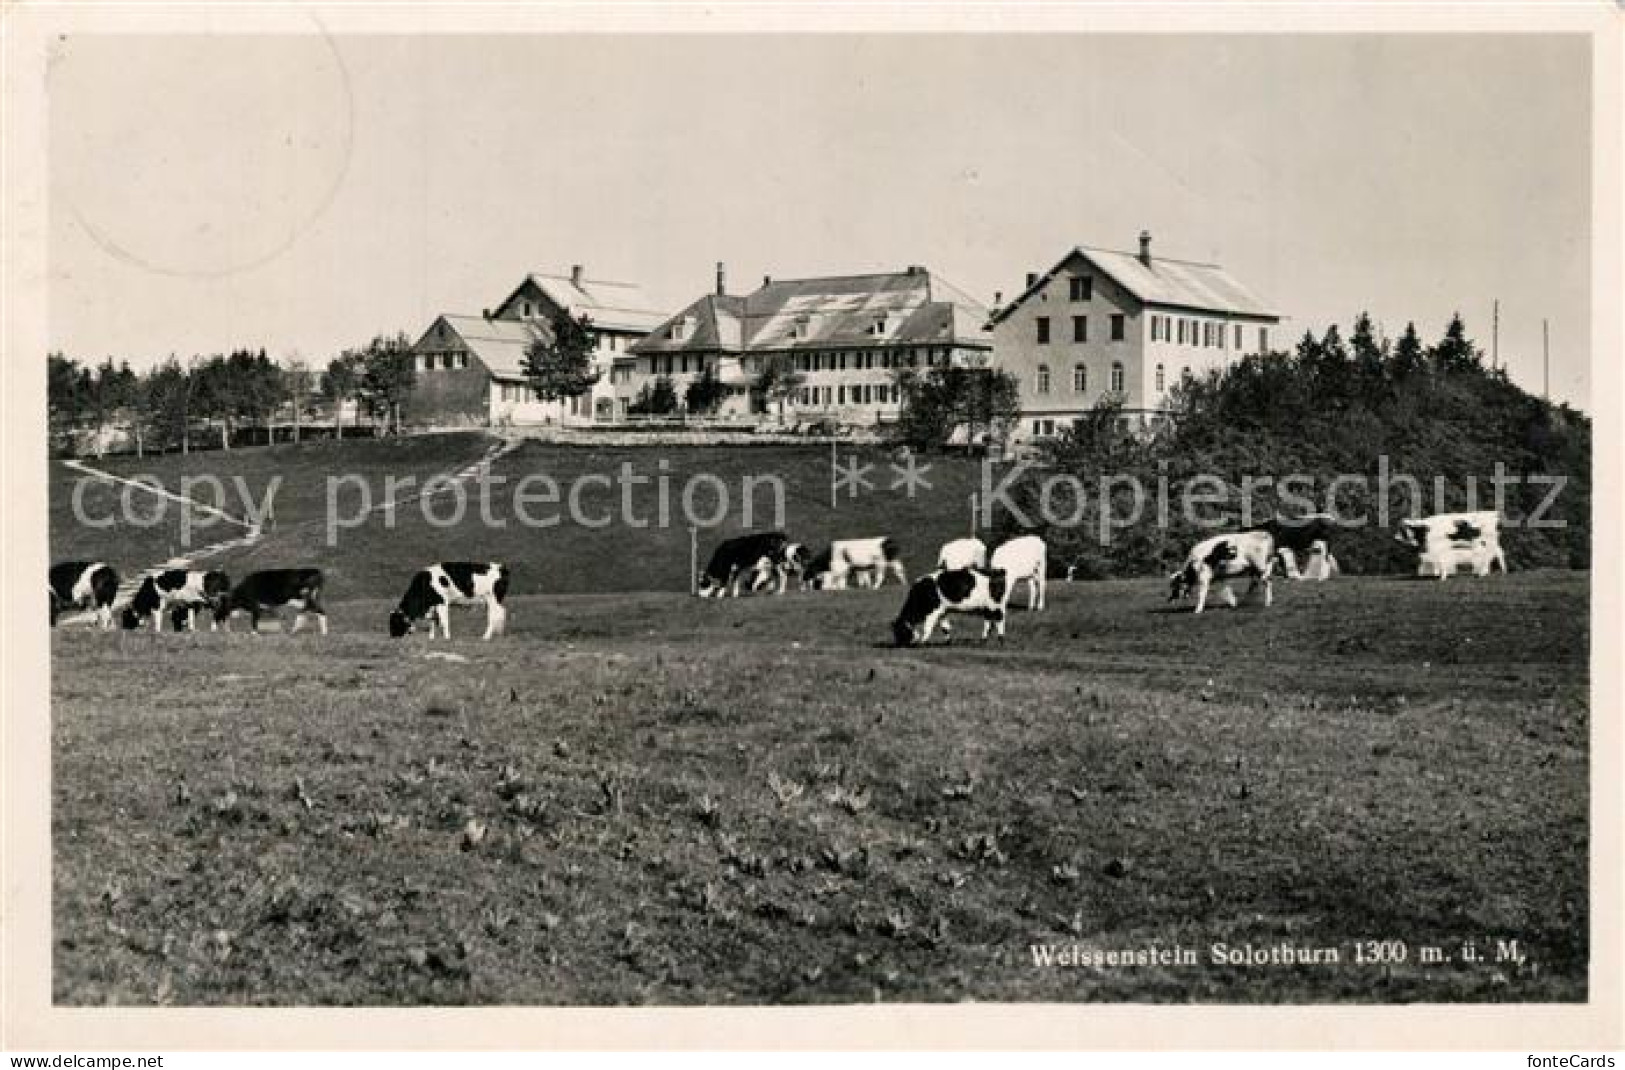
[2,0,1620,1053]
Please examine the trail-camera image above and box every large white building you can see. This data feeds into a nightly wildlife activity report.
[620,264,993,424]
[991,233,1281,439]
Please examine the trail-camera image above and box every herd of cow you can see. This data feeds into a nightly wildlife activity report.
[47,509,1508,647]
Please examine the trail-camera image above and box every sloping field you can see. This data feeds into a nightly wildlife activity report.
[51,437,998,598]
[52,571,1588,1005]
[49,433,497,572]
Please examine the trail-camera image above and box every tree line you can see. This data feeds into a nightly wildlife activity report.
[47,334,418,458]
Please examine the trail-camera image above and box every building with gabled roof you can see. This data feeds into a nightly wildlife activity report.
[407,265,670,426]
[991,232,1283,440]
[622,263,993,423]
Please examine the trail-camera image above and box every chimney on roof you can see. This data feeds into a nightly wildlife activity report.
[993,291,1003,308]
[906,264,925,276]
[482,308,491,320]
[571,264,584,286]
[1138,231,1152,267]
[763,275,772,287]
[1025,272,1038,289]
[716,261,726,296]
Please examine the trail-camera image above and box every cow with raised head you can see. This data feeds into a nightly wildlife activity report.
[991,534,1047,611]
[804,537,906,591]
[389,562,510,639]
[49,561,119,629]
[1395,511,1506,579]
[936,537,988,572]
[216,568,329,634]
[697,532,807,598]
[891,568,1009,647]
[1168,531,1277,614]
[121,569,231,631]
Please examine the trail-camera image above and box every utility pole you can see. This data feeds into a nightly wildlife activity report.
[1491,300,1499,371]
[1543,319,1550,400]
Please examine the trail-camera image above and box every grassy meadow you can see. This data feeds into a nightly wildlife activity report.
[52,570,1588,1004]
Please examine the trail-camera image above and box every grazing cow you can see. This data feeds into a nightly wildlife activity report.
[1168,531,1277,614]
[1395,511,1507,579]
[891,568,1009,646]
[936,537,988,572]
[1283,539,1339,582]
[804,537,906,591]
[49,561,119,629]
[121,569,231,631]
[990,535,1048,611]
[1254,513,1339,579]
[216,568,328,634]
[697,532,807,598]
[389,562,510,639]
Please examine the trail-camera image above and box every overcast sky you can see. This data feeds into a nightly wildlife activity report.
[48,33,1592,406]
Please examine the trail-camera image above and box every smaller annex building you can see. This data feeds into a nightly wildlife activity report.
[407,266,669,427]
[991,233,1282,440]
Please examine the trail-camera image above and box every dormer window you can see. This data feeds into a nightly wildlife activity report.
[668,316,694,342]
[789,314,812,341]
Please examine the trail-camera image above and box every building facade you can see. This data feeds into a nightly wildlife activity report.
[623,264,992,424]
[407,266,669,427]
[991,234,1281,440]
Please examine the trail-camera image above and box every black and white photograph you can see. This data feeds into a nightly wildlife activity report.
[4,0,1621,1054]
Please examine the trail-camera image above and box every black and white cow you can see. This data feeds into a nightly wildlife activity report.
[216,569,328,634]
[1168,531,1277,614]
[804,536,907,591]
[1395,511,1507,579]
[1253,513,1339,580]
[389,562,510,639]
[936,537,989,572]
[990,535,1048,611]
[1287,539,1339,581]
[49,561,119,629]
[121,569,231,631]
[696,532,807,598]
[891,567,1010,647]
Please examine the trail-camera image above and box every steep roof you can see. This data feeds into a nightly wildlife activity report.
[501,272,670,333]
[426,314,541,380]
[633,269,991,356]
[631,293,748,354]
[992,245,1279,324]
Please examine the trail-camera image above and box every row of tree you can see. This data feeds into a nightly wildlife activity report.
[47,334,418,457]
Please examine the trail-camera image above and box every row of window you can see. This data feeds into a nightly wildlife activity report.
[782,348,951,373]
[1032,362,1191,396]
[1149,315,1269,353]
[1035,361,1125,395]
[418,352,471,372]
[1030,414,1155,438]
[795,382,902,408]
[1035,314,1125,345]
[642,347,962,378]
[1030,312,1271,353]
[493,383,607,410]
